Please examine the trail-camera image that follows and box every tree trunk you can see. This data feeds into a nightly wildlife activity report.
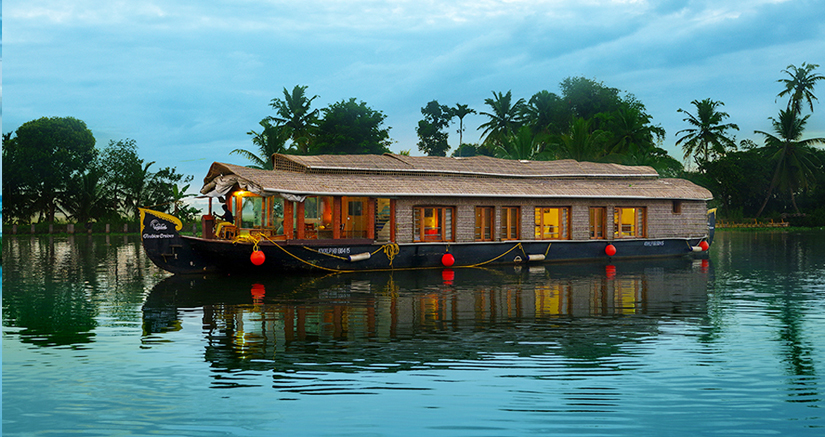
[757,148,787,218]
[757,167,781,218]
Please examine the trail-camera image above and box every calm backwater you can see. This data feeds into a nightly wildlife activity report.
[3,231,824,436]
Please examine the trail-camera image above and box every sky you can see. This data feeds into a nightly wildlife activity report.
[3,0,825,189]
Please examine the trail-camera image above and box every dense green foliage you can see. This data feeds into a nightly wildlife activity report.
[235,86,392,161]
[2,117,97,223]
[416,100,454,156]
[311,98,392,155]
[2,124,194,225]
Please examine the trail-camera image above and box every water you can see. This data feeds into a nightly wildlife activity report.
[3,231,824,436]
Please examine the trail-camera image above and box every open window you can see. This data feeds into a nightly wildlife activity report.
[534,207,570,240]
[414,206,455,242]
[613,207,646,238]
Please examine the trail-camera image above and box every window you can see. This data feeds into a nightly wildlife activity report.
[375,198,393,243]
[303,196,334,239]
[501,207,520,240]
[414,206,454,242]
[589,207,606,239]
[475,207,494,241]
[672,200,682,214]
[614,207,646,238]
[534,207,570,240]
[240,195,264,228]
[268,197,285,235]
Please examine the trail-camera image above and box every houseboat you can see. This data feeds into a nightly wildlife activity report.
[140,153,715,275]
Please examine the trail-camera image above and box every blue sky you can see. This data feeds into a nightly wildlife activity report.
[4,0,825,186]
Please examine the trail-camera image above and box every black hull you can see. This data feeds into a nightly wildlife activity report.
[141,208,713,275]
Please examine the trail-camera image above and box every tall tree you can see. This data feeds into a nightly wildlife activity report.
[478,90,526,149]
[63,167,112,224]
[554,117,609,162]
[777,62,824,116]
[600,104,665,156]
[523,90,568,136]
[452,103,476,146]
[269,85,319,154]
[416,100,454,156]
[495,126,549,161]
[2,117,96,222]
[311,98,393,155]
[559,77,623,121]
[675,98,739,166]
[98,139,192,219]
[99,139,141,214]
[755,109,825,216]
[232,119,292,169]
[2,132,30,223]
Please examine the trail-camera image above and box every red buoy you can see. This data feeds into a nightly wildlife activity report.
[441,253,455,267]
[699,241,710,251]
[605,244,617,257]
[250,250,265,266]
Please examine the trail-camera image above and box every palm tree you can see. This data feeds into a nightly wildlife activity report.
[63,168,111,224]
[495,126,549,161]
[232,119,291,169]
[452,103,476,146]
[755,109,825,216]
[170,183,194,215]
[123,161,158,220]
[675,98,739,167]
[554,117,609,162]
[600,105,665,156]
[777,62,824,116]
[270,85,319,154]
[522,90,567,136]
[478,90,526,149]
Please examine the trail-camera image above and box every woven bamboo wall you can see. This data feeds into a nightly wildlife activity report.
[395,197,708,243]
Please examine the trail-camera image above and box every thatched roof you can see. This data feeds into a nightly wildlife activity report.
[201,154,711,201]
[273,153,659,178]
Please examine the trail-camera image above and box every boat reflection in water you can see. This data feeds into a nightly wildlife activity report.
[142,258,711,390]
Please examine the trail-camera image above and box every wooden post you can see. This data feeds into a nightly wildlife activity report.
[67,223,75,234]
[390,199,396,243]
[296,202,305,239]
[333,197,342,239]
[366,198,376,240]
[284,201,294,239]
[106,223,111,233]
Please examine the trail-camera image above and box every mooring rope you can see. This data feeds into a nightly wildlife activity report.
[228,233,523,273]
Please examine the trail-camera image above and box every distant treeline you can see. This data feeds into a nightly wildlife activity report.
[233,67,824,222]
[2,118,197,225]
